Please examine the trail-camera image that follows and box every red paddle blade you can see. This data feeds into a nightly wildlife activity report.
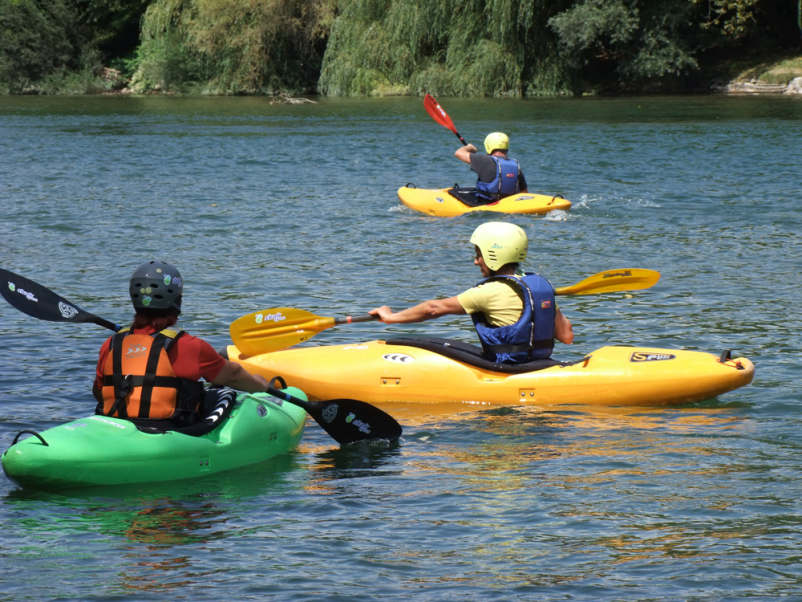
[424,93,457,133]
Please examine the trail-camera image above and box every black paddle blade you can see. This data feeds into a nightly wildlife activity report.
[307,399,403,445]
[0,268,118,331]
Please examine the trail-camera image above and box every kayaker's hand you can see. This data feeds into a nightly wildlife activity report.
[369,306,395,323]
[253,374,271,391]
[466,144,477,153]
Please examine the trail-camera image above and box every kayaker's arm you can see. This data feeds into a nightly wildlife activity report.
[455,144,478,164]
[211,360,271,392]
[369,297,466,324]
[554,309,573,344]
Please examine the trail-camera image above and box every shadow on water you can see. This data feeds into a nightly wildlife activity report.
[3,452,306,546]
[307,438,403,479]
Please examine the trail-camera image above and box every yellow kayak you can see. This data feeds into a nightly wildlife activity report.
[225,337,754,407]
[397,185,572,217]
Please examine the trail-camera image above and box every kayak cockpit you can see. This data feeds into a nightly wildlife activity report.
[384,336,579,374]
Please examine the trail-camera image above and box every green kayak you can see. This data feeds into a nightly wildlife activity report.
[2,389,307,490]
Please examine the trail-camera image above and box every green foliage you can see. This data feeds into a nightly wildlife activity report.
[318,0,577,97]
[134,0,333,94]
[75,0,153,58]
[549,0,802,85]
[0,0,105,93]
[549,0,700,79]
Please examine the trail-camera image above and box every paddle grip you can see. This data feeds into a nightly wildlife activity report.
[453,131,469,147]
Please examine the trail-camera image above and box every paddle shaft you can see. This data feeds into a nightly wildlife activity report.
[266,385,314,412]
[334,314,378,326]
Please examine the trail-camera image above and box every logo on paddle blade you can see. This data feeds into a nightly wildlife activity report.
[8,282,15,292]
[346,413,371,434]
[15,287,38,302]
[604,270,632,279]
[322,404,338,423]
[630,352,675,362]
[255,314,263,324]
[58,302,78,318]
[382,353,414,364]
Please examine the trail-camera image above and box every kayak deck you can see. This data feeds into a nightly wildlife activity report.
[397,186,572,217]
[228,341,754,408]
[2,390,307,490]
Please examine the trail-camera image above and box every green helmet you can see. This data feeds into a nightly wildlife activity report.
[470,222,528,271]
[129,261,183,314]
[484,132,509,154]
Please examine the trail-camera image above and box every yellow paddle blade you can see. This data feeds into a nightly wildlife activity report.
[554,269,660,295]
[230,308,336,356]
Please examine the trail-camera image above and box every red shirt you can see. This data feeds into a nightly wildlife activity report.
[94,327,226,388]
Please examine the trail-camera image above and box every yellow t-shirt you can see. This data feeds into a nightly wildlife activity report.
[457,279,524,327]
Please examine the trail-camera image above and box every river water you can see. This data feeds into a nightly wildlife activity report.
[1,95,801,601]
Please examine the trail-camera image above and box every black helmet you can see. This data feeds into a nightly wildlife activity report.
[129,261,183,314]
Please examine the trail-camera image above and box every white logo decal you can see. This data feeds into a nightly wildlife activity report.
[343,345,368,350]
[16,287,38,302]
[126,345,147,357]
[516,195,534,201]
[322,404,338,423]
[382,353,414,364]
[58,302,78,318]
[89,416,127,429]
[65,422,87,431]
[258,312,285,323]
[255,314,263,324]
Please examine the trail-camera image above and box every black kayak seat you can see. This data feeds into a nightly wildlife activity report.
[384,336,577,375]
[447,186,498,207]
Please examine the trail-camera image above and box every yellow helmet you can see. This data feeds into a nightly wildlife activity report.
[484,132,509,154]
[470,222,528,271]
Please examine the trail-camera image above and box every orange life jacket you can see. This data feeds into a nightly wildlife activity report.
[100,328,203,422]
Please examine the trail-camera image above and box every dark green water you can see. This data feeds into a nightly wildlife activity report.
[1,95,801,601]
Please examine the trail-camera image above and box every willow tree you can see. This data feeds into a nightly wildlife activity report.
[134,0,334,93]
[318,0,577,96]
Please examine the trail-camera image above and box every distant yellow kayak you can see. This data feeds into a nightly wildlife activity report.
[398,185,571,217]
[226,338,754,408]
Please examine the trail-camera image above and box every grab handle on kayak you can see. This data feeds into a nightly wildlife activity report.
[548,194,564,205]
[12,430,49,447]
[269,376,288,389]
[405,182,417,189]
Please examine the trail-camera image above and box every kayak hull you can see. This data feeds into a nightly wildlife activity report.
[2,390,307,490]
[228,342,754,407]
[397,186,571,217]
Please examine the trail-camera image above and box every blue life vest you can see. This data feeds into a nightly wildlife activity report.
[471,273,556,364]
[475,156,520,201]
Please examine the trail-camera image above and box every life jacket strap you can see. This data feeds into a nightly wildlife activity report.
[109,332,129,419]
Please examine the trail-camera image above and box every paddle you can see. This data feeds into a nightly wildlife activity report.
[265,386,402,445]
[0,268,121,332]
[0,268,403,445]
[424,93,470,147]
[553,268,660,295]
[230,308,379,356]
[230,269,661,354]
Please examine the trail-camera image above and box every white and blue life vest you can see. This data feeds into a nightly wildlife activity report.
[471,273,556,364]
[475,156,521,201]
